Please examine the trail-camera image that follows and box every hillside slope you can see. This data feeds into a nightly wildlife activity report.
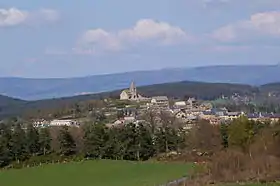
[0,95,25,107]
[1,65,280,100]
[0,80,262,119]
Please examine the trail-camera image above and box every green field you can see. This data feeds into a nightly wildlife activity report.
[225,183,280,186]
[0,160,192,186]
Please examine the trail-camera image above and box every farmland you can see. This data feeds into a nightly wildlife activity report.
[0,160,192,186]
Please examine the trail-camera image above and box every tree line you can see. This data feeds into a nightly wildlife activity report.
[0,119,186,169]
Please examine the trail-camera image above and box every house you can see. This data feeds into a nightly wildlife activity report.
[269,114,280,122]
[199,102,213,111]
[33,119,49,128]
[222,112,243,120]
[247,113,280,123]
[33,119,79,128]
[111,116,143,127]
[174,101,187,109]
[200,111,216,120]
[122,107,138,117]
[186,97,196,109]
[175,110,186,119]
[49,119,79,127]
[150,96,169,109]
[247,113,260,121]
[175,109,197,121]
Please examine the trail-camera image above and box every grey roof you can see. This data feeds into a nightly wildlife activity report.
[152,96,168,101]
[226,112,241,116]
[203,111,214,115]
[246,113,280,119]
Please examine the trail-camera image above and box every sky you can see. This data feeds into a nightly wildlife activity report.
[1,0,280,78]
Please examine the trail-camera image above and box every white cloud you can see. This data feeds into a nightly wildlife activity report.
[212,11,280,42]
[0,8,28,27]
[118,19,191,45]
[80,28,122,52]
[78,19,193,53]
[0,7,59,27]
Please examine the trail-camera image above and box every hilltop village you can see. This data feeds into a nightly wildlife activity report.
[32,81,280,129]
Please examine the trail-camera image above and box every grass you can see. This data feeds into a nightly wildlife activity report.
[224,183,280,186]
[0,160,192,186]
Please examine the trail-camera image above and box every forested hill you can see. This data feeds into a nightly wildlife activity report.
[1,80,280,119]
[135,81,258,99]
[259,82,280,93]
[0,95,26,108]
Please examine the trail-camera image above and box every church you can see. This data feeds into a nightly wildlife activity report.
[120,81,146,101]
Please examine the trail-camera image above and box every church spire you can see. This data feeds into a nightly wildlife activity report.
[129,81,137,100]
[129,81,136,92]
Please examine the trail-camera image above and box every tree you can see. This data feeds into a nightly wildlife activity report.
[137,123,155,160]
[89,111,106,123]
[83,123,107,159]
[39,127,52,155]
[72,103,82,118]
[220,123,229,149]
[58,126,76,156]
[142,110,157,134]
[228,117,255,155]
[0,124,12,167]
[154,126,179,155]
[122,123,140,160]
[10,124,27,162]
[187,120,222,154]
[26,124,40,156]
[105,127,126,160]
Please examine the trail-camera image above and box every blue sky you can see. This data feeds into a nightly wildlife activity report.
[1,0,280,78]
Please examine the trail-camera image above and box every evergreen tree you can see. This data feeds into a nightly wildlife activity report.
[83,123,107,159]
[58,126,76,156]
[0,142,10,167]
[228,117,255,154]
[26,124,40,156]
[220,123,229,149]
[137,123,155,160]
[123,123,139,160]
[10,124,27,162]
[154,127,166,154]
[105,127,125,160]
[39,127,52,155]
[0,124,12,167]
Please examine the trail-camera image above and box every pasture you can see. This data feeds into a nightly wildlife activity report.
[0,160,192,186]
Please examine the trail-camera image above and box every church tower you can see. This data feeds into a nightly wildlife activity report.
[129,81,137,99]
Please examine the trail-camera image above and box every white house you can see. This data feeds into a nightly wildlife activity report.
[174,101,187,108]
[151,96,169,109]
[49,119,79,127]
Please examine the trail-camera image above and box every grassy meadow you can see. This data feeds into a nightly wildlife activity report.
[0,160,192,186]
[230,184,280,186]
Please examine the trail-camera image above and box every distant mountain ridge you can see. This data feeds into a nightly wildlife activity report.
[1,64,280,100]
